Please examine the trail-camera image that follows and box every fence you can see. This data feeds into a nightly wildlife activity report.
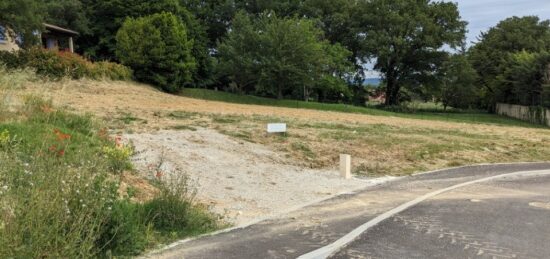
[496,103,550,127]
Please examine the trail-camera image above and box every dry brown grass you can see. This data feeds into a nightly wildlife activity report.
[16,79,550,176]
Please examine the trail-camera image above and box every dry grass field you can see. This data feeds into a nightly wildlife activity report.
[13,78,550,176]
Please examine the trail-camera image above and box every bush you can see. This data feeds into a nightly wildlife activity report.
[96,201,149,256]
[116,12,196,93]
[143,174,218,236]
[0,48,132,80]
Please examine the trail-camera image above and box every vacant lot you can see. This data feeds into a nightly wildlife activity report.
[12,79,549,174]
[4,78,549,224]
[18,79,549,175]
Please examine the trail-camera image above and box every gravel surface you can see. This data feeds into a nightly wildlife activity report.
[125,129,376,225]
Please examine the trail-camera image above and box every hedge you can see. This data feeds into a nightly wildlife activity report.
[0,47,132,81]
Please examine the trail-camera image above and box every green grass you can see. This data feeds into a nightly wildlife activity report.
[0,96,221,258]
[181,88,545,128]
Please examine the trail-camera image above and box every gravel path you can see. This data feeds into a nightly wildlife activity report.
[125,129,377,225]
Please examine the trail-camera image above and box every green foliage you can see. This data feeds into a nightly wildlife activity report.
[44,0,91,36]
[469,16,550,109]
[217,12,352,102]
[0,99,118,258]
[497,51,550,107]
[437,54,479,110]
[359,0,467,105]
[0,96,221,257]
[116,12,195,93]
[0,48,132,80]
[143,175,218,236]
[78,0,212,86]
[96,200,149,256]
[0,0,44,47]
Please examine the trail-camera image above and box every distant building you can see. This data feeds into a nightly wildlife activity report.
[0,26,20,52]
[0,23,78,53]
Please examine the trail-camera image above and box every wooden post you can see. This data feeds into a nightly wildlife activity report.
[68,36,74,53]
[339,154,351,179]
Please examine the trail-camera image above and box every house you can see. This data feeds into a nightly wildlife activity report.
[41,23,78,53]
[0,23,78,53]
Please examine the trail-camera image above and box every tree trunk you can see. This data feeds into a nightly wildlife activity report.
[384,72,400,106]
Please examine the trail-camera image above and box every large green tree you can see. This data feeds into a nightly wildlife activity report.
[497,51,550,107]
[437,54,479,110]
[358,0,466,105]
[116,12,195,93]
[468,16,550,109]
[217,12,352,101]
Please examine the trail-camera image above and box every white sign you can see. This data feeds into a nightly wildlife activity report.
[267,123,287,133]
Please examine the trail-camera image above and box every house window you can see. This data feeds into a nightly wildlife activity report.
[0,26,6,43]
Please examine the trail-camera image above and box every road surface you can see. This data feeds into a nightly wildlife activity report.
[146,163,550,259]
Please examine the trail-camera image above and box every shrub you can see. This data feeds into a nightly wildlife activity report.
[116,12,196,93]
[143,174,219,236]
[96,200,149,256]
[0,48,132,81]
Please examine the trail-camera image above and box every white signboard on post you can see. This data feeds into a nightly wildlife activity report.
[267,123,287,133]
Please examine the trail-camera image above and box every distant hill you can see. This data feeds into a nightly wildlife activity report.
[363,78,381,86]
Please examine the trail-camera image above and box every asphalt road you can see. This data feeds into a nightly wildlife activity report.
[330,171,550,259]
[146,163,550,259]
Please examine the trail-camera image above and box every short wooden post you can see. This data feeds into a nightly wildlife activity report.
[339,154,351,179]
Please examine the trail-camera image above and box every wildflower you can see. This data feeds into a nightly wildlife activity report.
[155,170,164,179]
[115,136,123,148]
[54,129,71,141]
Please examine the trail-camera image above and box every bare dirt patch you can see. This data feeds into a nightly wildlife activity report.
[125,128,371,225]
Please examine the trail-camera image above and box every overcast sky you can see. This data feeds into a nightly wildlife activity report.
[456,0,550,45]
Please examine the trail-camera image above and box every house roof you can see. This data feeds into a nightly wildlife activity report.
[43,23,79,36]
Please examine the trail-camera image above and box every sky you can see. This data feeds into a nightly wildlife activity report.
[456,0,550,45]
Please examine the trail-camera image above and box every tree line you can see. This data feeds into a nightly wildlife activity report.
[1,0,549,109]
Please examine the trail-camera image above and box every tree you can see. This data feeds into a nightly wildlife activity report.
[116,12,195,93]
[217,12,352,101]
[358,0,467,105]
[44,0,91,35]
[437,54,479,110]
[79,0,212,87]
[301,0,363,77]
[497,51,550,107]
[0,0,44,47]
[179,0,237,48]
[215,12,259,93]
[468,16,550,109]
